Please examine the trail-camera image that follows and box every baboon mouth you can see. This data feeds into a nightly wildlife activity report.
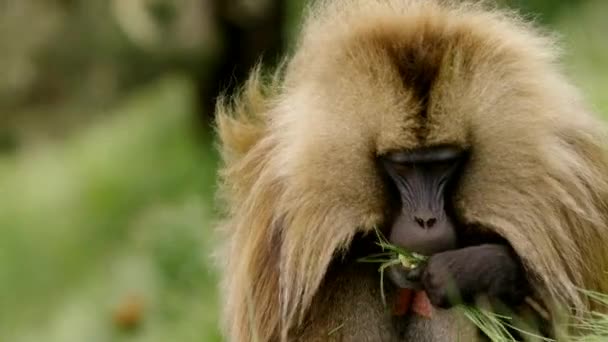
[386,264,423,291]
[391,262,552,340]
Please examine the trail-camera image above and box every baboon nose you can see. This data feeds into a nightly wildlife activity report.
[414,216,437,229]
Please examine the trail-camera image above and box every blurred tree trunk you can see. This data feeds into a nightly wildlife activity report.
[197,0,285,127]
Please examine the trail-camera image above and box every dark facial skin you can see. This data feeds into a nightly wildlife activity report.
[381,147,529,309]
[382,147,462,255]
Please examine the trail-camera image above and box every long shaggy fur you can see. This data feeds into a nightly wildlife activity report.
[214,0,608,341]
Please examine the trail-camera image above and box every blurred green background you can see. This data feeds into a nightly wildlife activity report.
[0,0,605,341]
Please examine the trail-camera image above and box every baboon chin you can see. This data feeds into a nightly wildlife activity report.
[214,0,608,341]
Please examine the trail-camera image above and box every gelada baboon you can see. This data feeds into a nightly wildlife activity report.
[214,0,608,340]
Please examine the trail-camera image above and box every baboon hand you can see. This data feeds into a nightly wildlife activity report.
[421,244,528,309]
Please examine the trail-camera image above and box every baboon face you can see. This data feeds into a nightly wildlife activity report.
[381,146,464,256]
[381,146,468,290]
[281,19,536,302]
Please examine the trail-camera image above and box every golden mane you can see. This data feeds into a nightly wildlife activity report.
[215,1,608,340]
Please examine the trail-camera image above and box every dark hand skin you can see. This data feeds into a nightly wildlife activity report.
[381,147,529,309]
[420,244,529,308]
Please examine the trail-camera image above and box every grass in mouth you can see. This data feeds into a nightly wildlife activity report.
[357,228,557,342]
[357,228,427,305]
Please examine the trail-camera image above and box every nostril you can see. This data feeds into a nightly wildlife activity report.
[414,216,437,228]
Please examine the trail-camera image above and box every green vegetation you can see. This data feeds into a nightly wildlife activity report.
[0,76,221,341]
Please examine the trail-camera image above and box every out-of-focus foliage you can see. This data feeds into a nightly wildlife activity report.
[508,0,582,22]
[0,76,221,342]
[556,0,608,111]
[0,0,218,145]
[0,0,605,341]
